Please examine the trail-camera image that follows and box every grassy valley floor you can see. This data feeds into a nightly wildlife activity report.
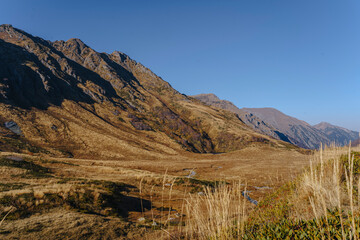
[0,146,308,239]
[4,144,350,239]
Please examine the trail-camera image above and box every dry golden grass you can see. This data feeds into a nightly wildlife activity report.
[292,144,360,217]
[286,144,360,239]
[0,143,309,239]
[183,182,248,240]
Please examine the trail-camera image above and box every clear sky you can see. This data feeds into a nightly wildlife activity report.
[1,0,359,131]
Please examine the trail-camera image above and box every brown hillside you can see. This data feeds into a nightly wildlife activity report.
[0,24,296,159]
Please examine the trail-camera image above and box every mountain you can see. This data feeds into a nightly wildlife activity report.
[242,108,333,149]
[243,108,359,149]
[313,122,359,146]
[192,94,329,149]
[192,93,357,149]
[0,24,293,159]
[191,94,292,143]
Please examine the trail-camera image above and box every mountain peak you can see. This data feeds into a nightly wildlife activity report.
[0,24,14,30]
[111,51,131,62]
[65,38,88,50]
[314,122,333,129]
[66,38,86,45]
[52,37,90,57]
[0,24,26,40]
[192,93,220,102]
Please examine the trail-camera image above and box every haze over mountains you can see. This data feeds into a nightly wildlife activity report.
[193,93,359,149]
[0,24,297,158]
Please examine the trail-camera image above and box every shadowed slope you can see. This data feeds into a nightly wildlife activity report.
[192,94,292,143]
[0,25,293,158]
[242,107,330,149]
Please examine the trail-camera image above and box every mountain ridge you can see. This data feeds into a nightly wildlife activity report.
[191,94,291,143]
[313,121,359,146]
[0,25,295,158]
[192,93,358,149]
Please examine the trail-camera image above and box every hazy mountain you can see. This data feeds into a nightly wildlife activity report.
[242,108,332,149]
[313,122,359,146]
[243,108,359,149]
[0,24,293,158]
[191,94,292,143]
[192,93,357,149]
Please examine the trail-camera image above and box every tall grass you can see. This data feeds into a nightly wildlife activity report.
[296,143,360,239]
[178,143,360,239]
[3,143,360,239]
[183,182,247,240]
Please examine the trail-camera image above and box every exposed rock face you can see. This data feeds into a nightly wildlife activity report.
[313,122,359,146]
[0,25,290,158]
[4,121,22,135]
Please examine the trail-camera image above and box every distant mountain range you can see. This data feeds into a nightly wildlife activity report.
[192,94,359,149]
[0,24,296,158]
[191,94,291,142]
[313,122,359,146]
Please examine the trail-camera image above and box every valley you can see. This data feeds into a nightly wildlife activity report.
[0,24,359,239]
[0,145,309,239]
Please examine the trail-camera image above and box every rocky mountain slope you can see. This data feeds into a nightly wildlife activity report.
[243,108,359,149]
[193,93,357,149]
[242,108,330,149]
[192,94,292,143]
[314,122,359,146]
[0,24,294,159]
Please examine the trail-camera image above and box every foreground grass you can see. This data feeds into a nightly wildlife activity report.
[1,144,360,239]
[178,144,360,239]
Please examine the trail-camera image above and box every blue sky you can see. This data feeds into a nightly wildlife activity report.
[1,0,359,131]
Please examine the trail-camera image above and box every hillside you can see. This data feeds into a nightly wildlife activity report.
[0,24,293,159]
[192,93,357,149]
[192,94,330,149]
[242,108,330,149]
[192,94,292,143]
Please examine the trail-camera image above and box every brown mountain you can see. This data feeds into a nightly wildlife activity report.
[191,94,292,143]
[0,24,293,159]
[242,108,331,149]
[313,122,359,146]
[193,94,358,150]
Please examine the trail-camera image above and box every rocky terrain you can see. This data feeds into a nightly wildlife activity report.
[242,108,359,149]
[193,93,358,149]
[0,24,297,160]
[241,107,330,149]
[192,94,292,143]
